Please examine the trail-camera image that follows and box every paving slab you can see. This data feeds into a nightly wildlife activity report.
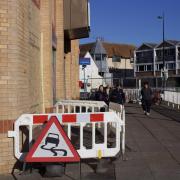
[1,103,180,180]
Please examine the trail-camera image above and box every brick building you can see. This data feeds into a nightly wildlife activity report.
[0,0,90,174]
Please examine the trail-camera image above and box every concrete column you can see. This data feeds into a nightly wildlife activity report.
[40,0,53,109]
[55,0,65,100]
[175,46,178,75]
[133,51,136,77]
[153,48,156,77]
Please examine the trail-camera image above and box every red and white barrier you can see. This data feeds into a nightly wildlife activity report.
[8,111,124,161]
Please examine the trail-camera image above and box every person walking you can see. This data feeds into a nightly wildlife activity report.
[95,85,108,112]
[110,84,125,112]
[141,82,153,116]
[104,85,112,106]
[95,85,106,102]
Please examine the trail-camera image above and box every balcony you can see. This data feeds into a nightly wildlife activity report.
[64,0,90,40]
[156,55,175,62]
[136,57,153,64]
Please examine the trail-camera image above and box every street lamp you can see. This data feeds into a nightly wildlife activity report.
[157,13,165,69]
[158,13,168,90]
[82,65,87,93]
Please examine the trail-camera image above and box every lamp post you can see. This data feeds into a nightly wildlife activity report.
[158,13,167,91]
[82,65,86,93]
[157,13,165,69]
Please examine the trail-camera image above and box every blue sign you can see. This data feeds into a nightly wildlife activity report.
[79,58,91,65]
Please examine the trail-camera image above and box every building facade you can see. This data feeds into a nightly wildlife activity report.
[80,39,135,86]
[79,52,103,92]
[134,40,180,86]
[0,0,90,174]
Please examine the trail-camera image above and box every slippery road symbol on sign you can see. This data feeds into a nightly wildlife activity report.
[25,116,80,162]
[41,133,67,157]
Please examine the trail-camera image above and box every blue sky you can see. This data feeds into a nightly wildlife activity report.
[81,0,180,46]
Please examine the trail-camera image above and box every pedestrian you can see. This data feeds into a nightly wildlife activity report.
[110,84,125,112]
[95,85,108,112]
[141,82,153,116]
[103,85,112,106]
[95,85,107,102]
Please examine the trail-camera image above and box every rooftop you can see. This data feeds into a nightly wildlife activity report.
[137,40,180,50]
[80,41,136,58]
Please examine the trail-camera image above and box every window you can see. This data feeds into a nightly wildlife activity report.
[95,54,102,61]
[147,65,153,71]
[178,62,180,69]
[167,63,175,70]
[156,64,163,71]
[159,64,164,70]
[156,50,162,57]
[169,49,175,56]
[139,65,145,71]
[156,64,159,71]
[136,66,139,72]
[112,56,121,62]
[95,54,106,61]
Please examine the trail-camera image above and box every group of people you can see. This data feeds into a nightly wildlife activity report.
[93,82,154,116]
[94,84,126,107]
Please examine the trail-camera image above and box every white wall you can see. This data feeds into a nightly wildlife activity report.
[79,52,103,92]
[107,57,133,69]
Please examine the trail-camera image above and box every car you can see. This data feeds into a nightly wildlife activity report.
[45,133,60,147]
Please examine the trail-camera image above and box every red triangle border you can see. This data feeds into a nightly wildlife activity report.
[25,116,80,162]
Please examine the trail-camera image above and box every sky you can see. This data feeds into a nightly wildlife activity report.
[81,0,180,47]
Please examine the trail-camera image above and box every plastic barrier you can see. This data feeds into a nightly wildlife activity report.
[56,100,126,155]
[124,89,141,103]
[55,100,108,113]
[109,102,125,155]
[8,111,124,161]
[164,90,180,108]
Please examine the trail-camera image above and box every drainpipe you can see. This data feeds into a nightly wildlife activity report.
[64,53,67,99]
[41,33,45,113]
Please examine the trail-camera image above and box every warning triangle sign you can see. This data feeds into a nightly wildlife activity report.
[25,116,80,162]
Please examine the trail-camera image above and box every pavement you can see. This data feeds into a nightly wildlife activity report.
[1,103,180,180]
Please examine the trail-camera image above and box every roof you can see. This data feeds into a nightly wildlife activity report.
[137,40,180,50]
[136,43,158,51]
[166,40,180,46]
[155,40,180,48]
[145,43,157,48]
[90,39,107,55]
[80,41,136,58]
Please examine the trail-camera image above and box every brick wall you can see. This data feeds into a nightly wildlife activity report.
[0,0,80,174]
[0,134,15,174]
[0,0,42,121]
[71,40,80,99]
[0,0,42,174]
[55,0,65,100]
[64,40,80,100]
[40,0,53,109]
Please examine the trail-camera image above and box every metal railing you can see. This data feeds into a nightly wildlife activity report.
[124,89,141,103]
[164,90,180,108]
[124,88,180,109]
